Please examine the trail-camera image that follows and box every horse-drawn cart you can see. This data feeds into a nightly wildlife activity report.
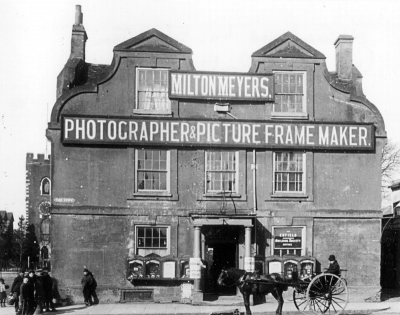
[246,272,348,315]
[218,267,348,315]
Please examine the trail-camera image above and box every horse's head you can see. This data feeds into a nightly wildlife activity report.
[217,266,241,287]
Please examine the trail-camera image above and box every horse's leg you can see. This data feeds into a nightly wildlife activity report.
[271,288,284,315]
[242,291,252,315]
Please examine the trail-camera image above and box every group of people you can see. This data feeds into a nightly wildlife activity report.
[81,268,98,306]
[10,268,57,315]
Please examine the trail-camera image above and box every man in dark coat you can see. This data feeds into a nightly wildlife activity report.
[11,269,24,314]
[326,255,341,276]
[81,269,93,306]
[19,277,30,315]
[27,270,39,314]
[41,269,57,312]
[87,271,99,305]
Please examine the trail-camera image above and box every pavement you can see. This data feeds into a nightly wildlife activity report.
[0,298,399,315]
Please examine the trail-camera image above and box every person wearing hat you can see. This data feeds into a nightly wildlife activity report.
[326,255,341,276]
[81,268,94,306]
[11,268,25,314]
[41,269,57,312]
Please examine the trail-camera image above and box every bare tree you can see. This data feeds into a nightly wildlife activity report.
[382,141,400,200]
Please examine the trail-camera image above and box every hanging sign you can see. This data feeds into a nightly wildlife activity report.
[62,115,375,151]
[169,71,274,101]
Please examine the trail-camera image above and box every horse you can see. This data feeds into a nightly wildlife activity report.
[217,267,289,315]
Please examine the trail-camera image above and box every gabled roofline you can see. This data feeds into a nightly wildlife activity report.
[114,28,192,54]
[252,31,325,59]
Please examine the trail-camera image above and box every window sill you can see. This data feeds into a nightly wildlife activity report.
[133,191,172,197]
[271,193,308,199]
[202,192,242,198]
[133,109,172,116]
[271,112,309,120]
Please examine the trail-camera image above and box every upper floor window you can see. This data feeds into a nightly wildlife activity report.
[136,68,171,113]
[136,149,169,192]
[40,177,51,195]
[273,152,305,193]
[205,151,238,193]
[273,72,306,115]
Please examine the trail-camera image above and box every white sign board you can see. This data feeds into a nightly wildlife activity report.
[269,261,282,274]
[189,258,202,279]
[244,257,255,272]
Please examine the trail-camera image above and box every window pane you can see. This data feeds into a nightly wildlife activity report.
[152,239,160,247]
[138,228,144,237]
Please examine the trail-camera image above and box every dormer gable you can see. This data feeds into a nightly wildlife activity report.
[114,28,192,54]
[252,31,325,59]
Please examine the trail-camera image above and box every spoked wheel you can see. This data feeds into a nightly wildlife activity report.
[293,284,313,315]
[306,273,348,315]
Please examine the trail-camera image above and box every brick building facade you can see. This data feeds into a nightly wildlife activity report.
[46,6,386,303]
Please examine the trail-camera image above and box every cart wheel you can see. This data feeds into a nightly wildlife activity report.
[306,273,348,315]
[293,284,313,315]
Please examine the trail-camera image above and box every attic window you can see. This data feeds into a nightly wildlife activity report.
[272,71,308,120]
[135,68,171,114]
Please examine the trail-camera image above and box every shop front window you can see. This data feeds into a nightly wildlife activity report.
[136,68,171,113]
[137,227,168,249]
[136,226,170,256]
[273,152,305,193]
[205,150,238,193]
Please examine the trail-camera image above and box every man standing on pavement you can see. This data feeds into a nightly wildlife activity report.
[81,268,93,306]
[41,269,57,312]
[11,268,24,314]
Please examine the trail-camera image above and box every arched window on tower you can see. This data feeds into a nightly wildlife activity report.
[41,246,49,260]
[41,217,50,241]
[40,177,51,195]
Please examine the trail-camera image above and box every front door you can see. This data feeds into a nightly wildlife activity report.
[204,225,239,295]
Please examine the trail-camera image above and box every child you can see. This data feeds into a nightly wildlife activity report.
[0,278,7,307]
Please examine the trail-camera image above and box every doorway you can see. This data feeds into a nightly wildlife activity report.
[203,225,239,295]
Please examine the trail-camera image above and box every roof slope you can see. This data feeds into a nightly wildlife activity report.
[114,28,192,54]
[252,31,325,59]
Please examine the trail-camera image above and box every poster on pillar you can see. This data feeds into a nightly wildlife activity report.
[244,257,255,272]
[189,258,202,279]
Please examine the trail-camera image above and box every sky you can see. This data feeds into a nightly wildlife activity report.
[1,0,400,221]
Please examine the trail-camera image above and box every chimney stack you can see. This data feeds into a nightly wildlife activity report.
[70,5,87,60]
[75,5,83,25]
[334,35,354,81]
